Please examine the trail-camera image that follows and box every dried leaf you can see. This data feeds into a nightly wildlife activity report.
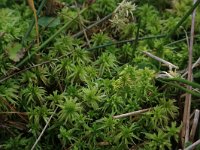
[7,42,26,62]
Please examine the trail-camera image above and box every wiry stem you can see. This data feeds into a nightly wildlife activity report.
[72,13,113,38]
[31,107,58,150]
[189,109,199,141]
[143,51,179,70]
[182,0,196,145]
[182,57,200,77]
[23,0,47,45]
[184,139,200,150]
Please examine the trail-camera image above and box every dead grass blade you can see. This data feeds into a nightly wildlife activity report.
[182,0,197,145]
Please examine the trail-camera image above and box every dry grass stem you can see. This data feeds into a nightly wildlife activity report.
[143,51,179,70]
[113,108,151,119]
[189,109,199,141]
[184,139,200,150]
[182,57,200,77]
[182,0,197,145]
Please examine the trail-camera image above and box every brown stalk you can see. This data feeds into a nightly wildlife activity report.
[28,0,39,46]
[182,0,197,146]
[6,120,26,130]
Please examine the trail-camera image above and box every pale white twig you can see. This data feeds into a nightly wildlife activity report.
[113,108,151,119]
[184,139,200,150]
[156,71,174,78]
[182,57,200,77]
[31,107,58,150]
[143,51,179,70]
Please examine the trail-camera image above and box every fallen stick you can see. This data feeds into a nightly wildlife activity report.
[113,108,151,119]
[182,57,200,77]
[184,139,200,150]
[143,51,179,70]
[31,107,58,150]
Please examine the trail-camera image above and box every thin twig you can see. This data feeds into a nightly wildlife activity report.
[22,0,47,45]
[184,139,200,150]
[182,57,200,77]
[76,3,91,47]
[0,57,64,83]
[182,0,197,144]
[143,51,179,70]
[182,27,190,50]
[0,96,27,122]
[72,13,113,38]
[113,108,151,119]
[72,0,129,39]
[31,107,58,150]
[189,109,199,142]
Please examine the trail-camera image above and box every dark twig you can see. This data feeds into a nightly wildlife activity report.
[72,13,113,38]
[0,61,51,83]
[0,56,66,83]
[87,34,167,51]
[132,19,140,61]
